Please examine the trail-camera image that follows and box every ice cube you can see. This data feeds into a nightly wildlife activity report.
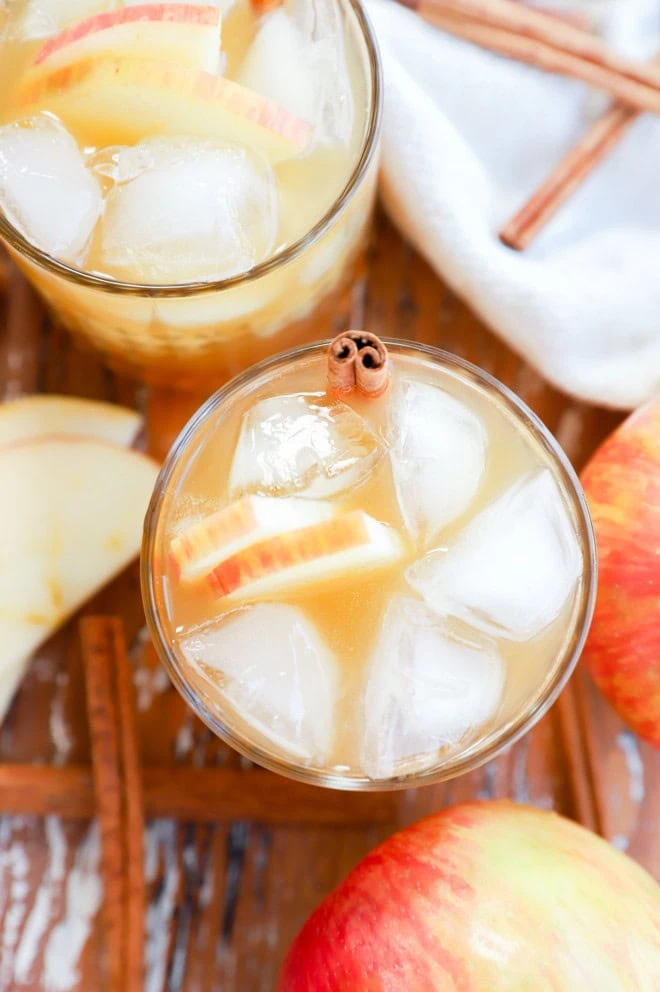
[180,603,338,761]
[406,470,583,641]
[291,0,355,145]
[389,378,488,546]
[236,0,354,146]
[11,0,115,40]
[0,115,102,263]
[99,137,277,283]
[362,597,504,780]
[229,392,384,499]
[236,11,318,130]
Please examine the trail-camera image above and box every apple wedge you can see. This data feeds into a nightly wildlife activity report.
[170,495,334,582]
[0,437,158,723]
[206,510,404,601]
[0,395,142,448]
[33,4,222,76]
[16,56,313,163]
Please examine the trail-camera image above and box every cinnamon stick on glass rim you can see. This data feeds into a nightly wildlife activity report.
[396,0,660,115]
[327,331,391,397]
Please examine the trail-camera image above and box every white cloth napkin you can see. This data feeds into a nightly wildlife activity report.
[366,0,660,409]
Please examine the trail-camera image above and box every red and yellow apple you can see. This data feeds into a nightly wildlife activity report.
[279,800,660,991]
[16,55,313,162]
[33,4,222,75]
[580,397,660,747]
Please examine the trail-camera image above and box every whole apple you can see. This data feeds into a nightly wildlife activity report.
[580,398,660,746]
[278,801,660,991]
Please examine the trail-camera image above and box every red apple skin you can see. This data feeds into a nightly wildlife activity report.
[278,801,660,991]
[34,4,219,66]
[580,398,660,747]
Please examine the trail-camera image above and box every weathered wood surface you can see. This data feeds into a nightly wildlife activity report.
[0,212,658,992]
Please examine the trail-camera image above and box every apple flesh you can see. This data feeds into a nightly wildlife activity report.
[33,4,222,75]
[206,510,404,600]
[170,495,334,582]
[0,436,158,723]
[16,56,313,163]
[0,394,141,448]
[580,397,660,747]
[279,800,660,991]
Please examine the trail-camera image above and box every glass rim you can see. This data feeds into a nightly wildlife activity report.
[141,339,598,792]
[0,0,382,298]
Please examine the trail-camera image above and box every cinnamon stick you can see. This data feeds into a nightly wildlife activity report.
[499,102,638,250]
[327,334,359,394]
[81,616,145,992]
[327,331,390,397]
[555,683,605,834]
[0,764,397,825]
[514,1,590,31]
[399,0,660,115]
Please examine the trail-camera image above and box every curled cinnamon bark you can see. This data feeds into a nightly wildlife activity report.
[327,334,359,393]
[327,332,390,398]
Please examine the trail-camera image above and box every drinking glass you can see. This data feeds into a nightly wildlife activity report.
[142,340,597,790]
[0,0,381,389]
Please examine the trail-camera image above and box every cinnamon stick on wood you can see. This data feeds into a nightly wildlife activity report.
[0,763,397,825]
[80,616,145,992]
[555,683,605,834]
[398,0,660,115]
[327,331,390,398]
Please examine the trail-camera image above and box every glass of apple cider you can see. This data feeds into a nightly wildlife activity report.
[0,0,380,387]
[142,336,597,789]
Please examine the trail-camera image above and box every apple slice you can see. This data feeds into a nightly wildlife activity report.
[0,395,142,448]
[0,437,158,723]
[170,495,334,582]
[16,56,313,163]
[33,5,222,76]
[206,510,404,601]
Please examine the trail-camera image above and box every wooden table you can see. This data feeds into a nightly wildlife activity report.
[0,212,658,992]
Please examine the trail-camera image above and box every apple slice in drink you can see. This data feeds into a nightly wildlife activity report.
[0,394,142,447]
[33,5,222,75]
[0,436,159,723]
[205,510,404,601]
[170,495,334,581]
[16,56,313,163]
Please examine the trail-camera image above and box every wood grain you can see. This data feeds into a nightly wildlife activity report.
[0,214,658,992]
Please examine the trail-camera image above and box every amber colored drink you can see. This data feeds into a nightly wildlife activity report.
[142,340,596,789]
[0,0,380,386]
